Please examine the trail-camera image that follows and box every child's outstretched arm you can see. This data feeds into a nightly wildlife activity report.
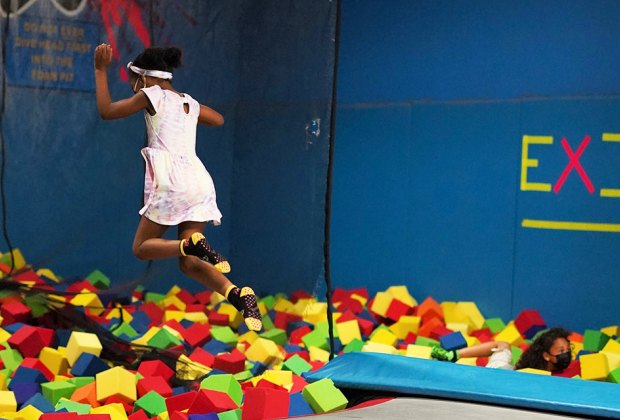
[198,104,224,127]
[94,43,149,120]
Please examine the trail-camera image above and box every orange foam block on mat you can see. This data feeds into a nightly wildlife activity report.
[70,381,99,407]
[66,331,103,366]
[96,366,137,403]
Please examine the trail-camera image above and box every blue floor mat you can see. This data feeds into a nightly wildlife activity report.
[303,352,620,419]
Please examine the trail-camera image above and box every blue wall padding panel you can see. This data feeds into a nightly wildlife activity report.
[304,352,620,419]
[339,0,620,103]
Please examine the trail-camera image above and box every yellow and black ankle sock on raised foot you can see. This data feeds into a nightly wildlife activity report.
[225,285,262,332]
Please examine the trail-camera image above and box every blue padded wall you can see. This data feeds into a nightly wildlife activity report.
[332,0,620,331]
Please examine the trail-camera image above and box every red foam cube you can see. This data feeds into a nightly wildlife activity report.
[241,387,290,420]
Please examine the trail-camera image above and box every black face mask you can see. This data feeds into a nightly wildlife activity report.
[552,351,571,370]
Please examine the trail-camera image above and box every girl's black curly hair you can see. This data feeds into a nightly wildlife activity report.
[514,327,571,370]
[132,46,182,73]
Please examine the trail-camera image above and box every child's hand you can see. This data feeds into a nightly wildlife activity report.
[94,43,113,71]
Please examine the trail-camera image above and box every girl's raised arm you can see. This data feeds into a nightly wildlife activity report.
[198,104,224,127]
[94,44,149,120]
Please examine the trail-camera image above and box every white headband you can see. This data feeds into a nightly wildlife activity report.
[126,62,173,80]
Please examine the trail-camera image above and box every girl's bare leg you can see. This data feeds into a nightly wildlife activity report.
[132,216,179,260]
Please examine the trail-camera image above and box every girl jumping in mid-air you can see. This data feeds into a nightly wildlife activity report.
[94,43,261,331]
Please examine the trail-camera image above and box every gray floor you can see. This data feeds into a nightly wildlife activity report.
[290,397,591,419]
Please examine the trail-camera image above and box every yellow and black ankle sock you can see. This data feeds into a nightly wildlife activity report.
[225,285,262,331]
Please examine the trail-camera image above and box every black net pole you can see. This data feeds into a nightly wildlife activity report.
[324,0,341,361]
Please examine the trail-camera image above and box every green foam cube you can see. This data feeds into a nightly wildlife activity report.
[259,295,275,310]
[210,326,238,346]
[343,338,365,353]
[608,367,620,384]
[0,349,23,373]
[200,373,243,406]
[483,318,506,334]
[415,336,439,347]
[282,354,312,375]
[260,328,288,346]
[302,378,348,414]
[134,390,167,417]
[86,269,111,289]
[55,398,91,414]
[218,408,242,420]
[302,329,328,350]
[583,330,610,352]
[41,381,77,405]
[147,328,182,349]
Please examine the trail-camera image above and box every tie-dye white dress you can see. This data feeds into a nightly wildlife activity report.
[138,85,222,226]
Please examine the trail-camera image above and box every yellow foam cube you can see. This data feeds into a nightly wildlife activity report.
[0,391,16,412]
[389,315,421,340]
[66,331,103,366]
[157,411,170,420]
[3,249,26,270]
[308,346,331,362]
[273,298,295,313]
[350,293,368,307]
[70,292,105,316]
[494,324,525,347]
[464,336,480,347]
[294,298,316,316]
[163,310,185,322]
[36,268,59,282]
[441,302,468,324]
[182,311,209,323]
[262,369,293,387]
[571,341,584,359]
[210,291,226,306]
[302,302,327,325]
[370,292,393,318]
[0,373,6,391]
[601,351,620,371]
[517,368,551,375]
[165,285,182,296]
[456,357,477,366]
[162,295,186,311]
[336,320,361,345]
[369,328,398,347]
[105,307,134,323]
[456,302,485,330]
[217,303,243,329]
[405,344,432,359]
[238,330,259,345]
[91,402,129,420]
[96,367,137,402]
[0,328,11,343]
[362,342,398,355]
[40,347,69,375]
[601,326,620,337]
[580,353,609,381]
[176,355,211,381]
[15,405,43,419]
[131,326,161,346]
[446,322,470,335]
[602,338,620,355]
[386,285,417,307]
[245,338,283,366]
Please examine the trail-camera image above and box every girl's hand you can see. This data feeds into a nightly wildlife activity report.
[94,43,113,71]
